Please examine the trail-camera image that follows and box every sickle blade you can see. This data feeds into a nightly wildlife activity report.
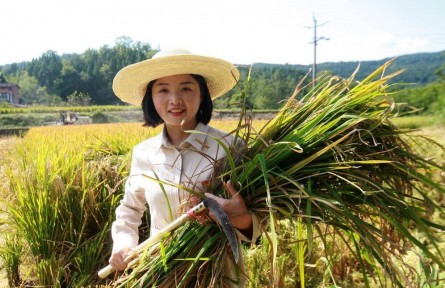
[203,197,240,263]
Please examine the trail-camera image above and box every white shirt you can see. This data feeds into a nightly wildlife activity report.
[111,122,235,253]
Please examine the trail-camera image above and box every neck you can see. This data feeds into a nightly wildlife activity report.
[165,124,192,146]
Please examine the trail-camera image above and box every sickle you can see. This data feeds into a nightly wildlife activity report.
[98,197,239,279]
[202,197,239,263]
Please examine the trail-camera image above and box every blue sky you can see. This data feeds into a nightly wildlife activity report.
[1,0,444,65]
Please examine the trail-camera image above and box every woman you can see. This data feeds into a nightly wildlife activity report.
[109,49,261,286]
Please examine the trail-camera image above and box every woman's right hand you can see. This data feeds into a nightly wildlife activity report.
[109,247,132,271]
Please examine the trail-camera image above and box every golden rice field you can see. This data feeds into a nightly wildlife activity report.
[0,118,444,287]
[0,120,266,287]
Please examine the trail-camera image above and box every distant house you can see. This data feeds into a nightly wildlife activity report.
[0,83,20,104]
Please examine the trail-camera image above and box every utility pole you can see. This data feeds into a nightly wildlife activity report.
[307,15,329,87]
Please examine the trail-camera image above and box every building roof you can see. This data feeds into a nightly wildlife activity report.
[0,83,19,88]
[0,83,19,87]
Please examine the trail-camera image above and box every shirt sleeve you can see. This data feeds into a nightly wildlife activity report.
[111,149,148,254]
[236,212,266,244]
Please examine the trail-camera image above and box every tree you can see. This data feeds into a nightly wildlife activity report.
[57,60,82,100]
[9,71,62,105]
[436,52,445,83]
[28,50,62,95]
[0,71,7,83]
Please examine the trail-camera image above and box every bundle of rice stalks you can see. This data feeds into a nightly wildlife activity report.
[115,61,445,287]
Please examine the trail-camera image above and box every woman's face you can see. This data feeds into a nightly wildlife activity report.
[152,74,202,130]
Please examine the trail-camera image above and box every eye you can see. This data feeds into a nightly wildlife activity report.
[157,88,169,93]
[181,86,193,92]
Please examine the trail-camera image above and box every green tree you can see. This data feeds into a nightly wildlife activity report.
[4,37,441,108]
[436,52,445,83]
[28,50,62,95]
[9,71,62,105]
[394,82,444,115]
[0,71,7,83]
[57,60,82,100]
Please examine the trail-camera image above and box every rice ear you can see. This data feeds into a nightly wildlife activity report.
[117,62,445,287]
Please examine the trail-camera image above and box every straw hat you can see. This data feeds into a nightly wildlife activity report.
[112,49,240,106]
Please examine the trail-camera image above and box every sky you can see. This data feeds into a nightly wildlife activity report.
[1,0,445,66]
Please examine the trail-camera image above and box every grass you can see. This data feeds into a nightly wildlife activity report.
[0,100,444,287]
[0,123,155,286]
[0,136,20,287]
[0,105,140,115]
[0,119,444,286]
[0,121,246,286]
[103,63,445,287]
[244,116,445,288]
[391,115,444,129]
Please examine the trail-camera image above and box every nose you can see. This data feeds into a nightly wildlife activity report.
[169,91,183,105]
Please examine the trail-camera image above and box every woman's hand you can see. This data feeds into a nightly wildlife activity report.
[109,247,132,271]
[205,181,253,235]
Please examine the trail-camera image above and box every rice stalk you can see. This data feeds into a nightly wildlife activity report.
[0,232,22,286]
[3,124,154,286]
[114,61,445,287]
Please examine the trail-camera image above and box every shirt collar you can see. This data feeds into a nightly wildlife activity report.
[185,122,209,150]
[155,122,210,153]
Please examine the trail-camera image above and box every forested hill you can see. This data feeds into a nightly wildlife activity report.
[318,51,445,84]
[220,50,445,109]
[0,37,443,109]
[254,50,445,85]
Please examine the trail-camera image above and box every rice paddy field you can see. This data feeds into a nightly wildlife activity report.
[1,62,445,287]
[0,120,265,287]
[0,116,443,287]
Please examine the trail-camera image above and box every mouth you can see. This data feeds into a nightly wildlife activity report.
[168,108,185,116]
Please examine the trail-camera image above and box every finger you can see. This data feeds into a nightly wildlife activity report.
[204,192,217,200]
[110,259,125,271]
[223,181,240,198]
[119,256,129,270]
[110,249,131,271]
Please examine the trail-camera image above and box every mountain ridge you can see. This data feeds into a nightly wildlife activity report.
[251,50,445,84]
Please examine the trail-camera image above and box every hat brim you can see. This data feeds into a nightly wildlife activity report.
[113,54,240,106]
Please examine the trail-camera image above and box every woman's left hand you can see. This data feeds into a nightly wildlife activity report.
[205,181,253,232]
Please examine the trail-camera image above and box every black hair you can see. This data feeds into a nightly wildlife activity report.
[142,74,213,127]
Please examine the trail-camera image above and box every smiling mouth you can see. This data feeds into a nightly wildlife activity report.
[168,108,186,117]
